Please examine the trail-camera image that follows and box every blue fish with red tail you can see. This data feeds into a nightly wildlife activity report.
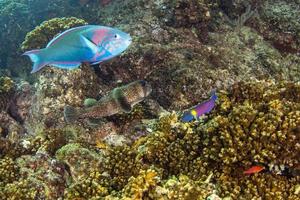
[23,25,132,73]
[181,90,217,122]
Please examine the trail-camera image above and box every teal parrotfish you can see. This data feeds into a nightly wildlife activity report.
[23,25,132,73]
[181,90,217,122]
[64,80,152,123]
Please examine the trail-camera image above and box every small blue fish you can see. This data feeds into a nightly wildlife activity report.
[181,90,217,122]
[23,25,132,73]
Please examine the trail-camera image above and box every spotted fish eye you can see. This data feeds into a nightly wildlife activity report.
[114,34,119,39]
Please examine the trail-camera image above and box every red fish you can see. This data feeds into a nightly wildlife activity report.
[244,165,265,175]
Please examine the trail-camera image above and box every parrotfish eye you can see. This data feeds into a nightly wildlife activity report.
[114,34,118,39]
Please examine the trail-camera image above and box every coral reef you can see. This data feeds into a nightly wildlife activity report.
[1,79,300,199]
[90,0,299,111]
[1,0,300,199]
[1,153,68,199]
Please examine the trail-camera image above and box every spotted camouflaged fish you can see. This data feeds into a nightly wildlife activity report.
[64,80,152,123]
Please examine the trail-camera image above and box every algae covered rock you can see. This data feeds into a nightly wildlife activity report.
[25,64,101,132]
[56,143,103,182]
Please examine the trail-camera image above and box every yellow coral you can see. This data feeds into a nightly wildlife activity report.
[122,168,159,199]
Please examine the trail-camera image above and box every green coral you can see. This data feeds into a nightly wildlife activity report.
[21,17,87,51]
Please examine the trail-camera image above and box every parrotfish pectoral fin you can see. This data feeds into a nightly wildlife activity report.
[64,105,79,123]
[51,62,81,69]
[90,60,102,65]
[80,35,99,54]
[181,111,194,122]
[23,49,48,73]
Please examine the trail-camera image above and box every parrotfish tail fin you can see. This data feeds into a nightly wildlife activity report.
[210,89,217,101]
[23,49,48,73]
[64,105,79,123]
[181,111,194,122]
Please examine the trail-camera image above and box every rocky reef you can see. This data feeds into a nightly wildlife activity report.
[1,0,300,199]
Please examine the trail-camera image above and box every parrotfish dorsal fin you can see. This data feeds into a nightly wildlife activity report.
[47,26,92,48]
[84,98,98,107]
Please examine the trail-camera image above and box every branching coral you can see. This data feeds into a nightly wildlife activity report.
[64,171,109,199]
[0,157,19,184]
[102,80,299,199]
[121,168,160,199]
[102,145,142,191]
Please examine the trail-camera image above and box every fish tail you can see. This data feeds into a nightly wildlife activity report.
[64,105,79,123]
[23,49,48,73]
[210,89,217,101]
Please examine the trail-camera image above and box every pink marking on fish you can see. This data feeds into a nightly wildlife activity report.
[92,29,109,45]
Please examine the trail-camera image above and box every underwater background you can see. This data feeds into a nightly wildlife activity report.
[0,0,299,199]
